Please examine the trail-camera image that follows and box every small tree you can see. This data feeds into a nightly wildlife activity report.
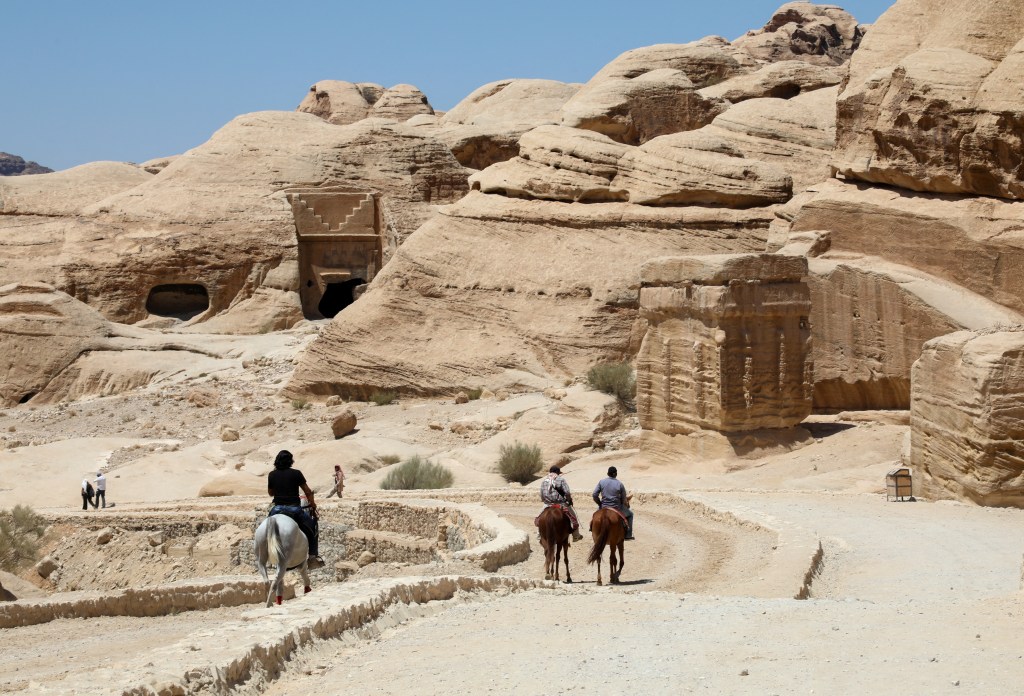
[370,390,397,406]
[0,505,48,572]
[497,441,544,484]
[380,456,454,490]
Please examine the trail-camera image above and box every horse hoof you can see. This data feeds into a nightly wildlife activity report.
[545,573,552,580]
[565,578,572,584]
[596,580,603,587]
[276,596,283,605]
[304,586,312,594]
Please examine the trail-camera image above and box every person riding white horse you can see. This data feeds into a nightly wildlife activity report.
[539,465,583,542]
[267,449,324,567]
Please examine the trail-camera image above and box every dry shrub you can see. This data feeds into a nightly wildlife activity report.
[498,441,544,484]
[0,505,47,571]
[466,388,483,400]
[380,456,454,490]
[370,390,397,406]
[586,362,636,402]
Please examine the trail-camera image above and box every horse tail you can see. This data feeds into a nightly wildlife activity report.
[266,516,284,567]
[587,510,609,565]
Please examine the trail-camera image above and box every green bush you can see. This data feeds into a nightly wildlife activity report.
[370,390,397,406]
[290,398,311,410]
[379,454,401,466]
[380,456,454,490]
[466,388,483,401]
[0,505,48,572]
[497,441,544,484]
[586,362,636,402]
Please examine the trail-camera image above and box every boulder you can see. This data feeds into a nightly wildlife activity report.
[331,409,358,438]
[560,69,726,145]
[0,283,112,407]
[96,528,113,545]
[356,550,377,567]
[833,0,1024,199]
[912,329,1024,507]
[732,2,864,66]
[220,426,240,442]
[34,555,58,578]
[296,80,385,125]
[369,84,434,121]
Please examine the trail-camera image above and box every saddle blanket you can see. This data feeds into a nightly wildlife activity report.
[534,503,567,526]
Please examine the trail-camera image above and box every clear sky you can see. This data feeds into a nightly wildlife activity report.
[4,0,893,171]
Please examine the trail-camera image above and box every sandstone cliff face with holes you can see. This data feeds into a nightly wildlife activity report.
[0,113,468,329]
[286,4,862,398]
[832,0,1024,198]
[912,329,1024,506]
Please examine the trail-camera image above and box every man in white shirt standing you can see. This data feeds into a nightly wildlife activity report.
[94,471,107,509]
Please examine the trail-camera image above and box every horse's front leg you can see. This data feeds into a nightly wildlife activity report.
[596,554,603,587]
[617,543,625,582]
[274,565,287,605]
[563,543,572,584]
[609,545,619,584]
[300,563,311,594]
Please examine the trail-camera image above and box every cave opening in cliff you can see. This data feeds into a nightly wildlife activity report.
[146,283,210,320]
[318,278,364,318]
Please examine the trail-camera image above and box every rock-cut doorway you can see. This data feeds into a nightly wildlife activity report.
[317,277,365,318]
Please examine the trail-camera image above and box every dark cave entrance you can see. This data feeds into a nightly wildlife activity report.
[146,283,210,320]
[318,278,365,318]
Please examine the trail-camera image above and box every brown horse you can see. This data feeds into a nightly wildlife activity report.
[587,507,625,585]
[537,505,573,583]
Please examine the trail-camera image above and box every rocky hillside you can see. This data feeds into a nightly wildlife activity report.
[0,152,52,176]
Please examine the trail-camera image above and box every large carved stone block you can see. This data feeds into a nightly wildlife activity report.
[912,329,1024,507]
[638,254,813,437]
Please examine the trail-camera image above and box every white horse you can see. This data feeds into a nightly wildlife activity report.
[254,514,312,607]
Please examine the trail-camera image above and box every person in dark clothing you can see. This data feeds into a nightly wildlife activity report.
[267,450,324,567]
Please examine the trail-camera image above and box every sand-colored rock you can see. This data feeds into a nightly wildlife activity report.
[833,0,1024,199]
[0,161,152,216]
[732,2,864,66]
[286,191,776,397]
[638,253,813,434]
[469,125,628,203]
[701,87,837,192]
[370,84,434,121]
[296,80,386,125]
[331,409,357,438]
[430,79,581,169]
[699,60,843,103]
[912,329,1024,507]
[0,112,468,325]
[561,69,726,145]
[787,179,1024,314]
[796,255,1023,410]
[0,283,111,406]
[614,131,792,207]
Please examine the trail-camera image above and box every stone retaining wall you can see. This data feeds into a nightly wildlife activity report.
[0,576,269,629]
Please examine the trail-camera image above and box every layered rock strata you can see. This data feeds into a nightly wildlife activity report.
[912,328,1024,507]
[833,0,1024,199]
[637,253,813,463]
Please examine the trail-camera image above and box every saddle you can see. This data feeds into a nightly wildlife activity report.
[534,503,567,527]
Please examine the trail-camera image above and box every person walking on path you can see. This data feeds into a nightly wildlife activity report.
[325,465,345,499]
[94,471,107,509]
[592,466,634,540]
[81,477,94,510]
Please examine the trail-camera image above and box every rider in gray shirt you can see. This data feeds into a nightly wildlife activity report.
[592,466,634,540]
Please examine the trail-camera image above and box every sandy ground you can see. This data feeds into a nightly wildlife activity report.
[2,326,1023,694]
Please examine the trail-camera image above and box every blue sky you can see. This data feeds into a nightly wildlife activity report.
[4,0,893,171]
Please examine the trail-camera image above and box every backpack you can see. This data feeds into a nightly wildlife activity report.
[86,481,94,497]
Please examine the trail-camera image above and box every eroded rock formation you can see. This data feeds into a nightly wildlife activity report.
[912,329,1024,506]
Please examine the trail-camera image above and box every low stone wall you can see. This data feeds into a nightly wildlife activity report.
[0,576,269,629]
[60,576,552,695]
